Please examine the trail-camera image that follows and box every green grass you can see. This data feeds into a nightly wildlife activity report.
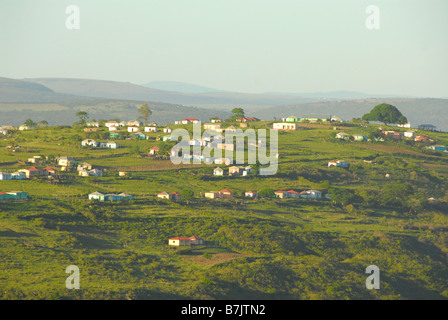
[1,121,448,299]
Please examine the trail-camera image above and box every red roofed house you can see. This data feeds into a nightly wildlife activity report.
[158,191,171,200]
[415,136,428,142]
[218,189,233,199]
[182,118,200,124]
[18,167,42,178]
[149,146,159,155]
[170,192,181,201]
[275,190,299,199]
[286,190,300,198]
[43,167,57,176]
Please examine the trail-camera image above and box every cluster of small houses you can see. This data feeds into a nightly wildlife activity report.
[333,129,446,151]
[0,156,104,182]
[88,191,132,202]
[83,120,173,141]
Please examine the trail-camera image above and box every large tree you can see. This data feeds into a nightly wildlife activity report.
[229,108,245,121]
[75,111,89,124]
[362,104,407,126]
[24,119,37,128]
[138,104,152,126]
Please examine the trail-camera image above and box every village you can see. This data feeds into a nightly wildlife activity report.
[1,109,447,252]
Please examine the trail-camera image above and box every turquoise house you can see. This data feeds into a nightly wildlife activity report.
[6,191,28,199]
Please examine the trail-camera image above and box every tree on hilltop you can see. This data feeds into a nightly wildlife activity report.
[362,104,407,126]
[138,104,152,126]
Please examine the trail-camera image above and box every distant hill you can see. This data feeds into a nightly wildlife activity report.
[141,81,225,93]
[258,98,448,132]
[0,77,84,103]
[265,90,412,100]
[0,77,230,126]
[25,78,318,106]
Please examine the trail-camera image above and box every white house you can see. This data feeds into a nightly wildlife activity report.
[105,141,118,149]
[128,126,139,133]
[163,127,172,133]
[404,131,415,138]
[82,139,99,147]
[86,121,99,127]
[58,156,75,167]
[11,171,26,180]
[89,168,103,177]
[213,167,224,176]
[144,126,158,133]
[301,190,322,199]
[335,132,350,140]
[245,191,258,198]
[273,123,297,130]
[127,121,142,127]
[105,121,119,128]
[328,160,349,168]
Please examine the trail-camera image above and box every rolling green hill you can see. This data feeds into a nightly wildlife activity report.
[1,121,447,300]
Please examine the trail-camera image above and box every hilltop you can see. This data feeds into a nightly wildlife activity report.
[0,78,230,126]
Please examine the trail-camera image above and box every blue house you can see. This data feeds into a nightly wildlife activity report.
[432,145,447,151]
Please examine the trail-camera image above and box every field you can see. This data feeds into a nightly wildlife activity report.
[1,121,448,300]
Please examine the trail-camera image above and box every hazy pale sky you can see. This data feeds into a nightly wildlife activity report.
[1,0,447,97]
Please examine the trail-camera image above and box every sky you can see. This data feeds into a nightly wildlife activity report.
[0,0,447,97]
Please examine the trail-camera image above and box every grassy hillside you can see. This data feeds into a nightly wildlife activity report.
[1,121,448,300]
[258,98,448,132]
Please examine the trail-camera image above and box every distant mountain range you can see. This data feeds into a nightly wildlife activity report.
[264,90,415,100]
[0,77,230,126]
[141,81,225,94]
[24,78,317,106]
[1,77,447,131]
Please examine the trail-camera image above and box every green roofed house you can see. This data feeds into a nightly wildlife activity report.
[134,132,147,140]
[281,116,300,122]
[300,114,331,123]
[6,191,28,200]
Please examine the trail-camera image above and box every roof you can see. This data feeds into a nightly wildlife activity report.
[169,237,191,241]
[0,192,8,195]
[28,167,40,171]
[90,192,104,196]
[245,191,258,194]
[188,236,203,240]
[220,189,232,193]
[170,192,181,196]
[183,118,198,121]
[286,190,299,194]
[158,191,169,195]
[275,190,287,193]
[150,146,160,150]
